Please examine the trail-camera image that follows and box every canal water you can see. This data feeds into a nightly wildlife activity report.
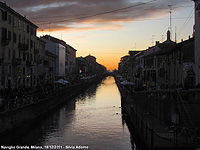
[10,76,137,149]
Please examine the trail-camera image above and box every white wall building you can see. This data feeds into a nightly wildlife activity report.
[41,36,66,77]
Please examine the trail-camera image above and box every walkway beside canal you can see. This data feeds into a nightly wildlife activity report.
[116,76,200,149]
[122,95,195,150]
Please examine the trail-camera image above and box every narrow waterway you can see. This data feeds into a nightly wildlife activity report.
[15,76,136,149]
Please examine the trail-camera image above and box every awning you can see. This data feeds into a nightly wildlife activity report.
[54,79,70,85]
[120,80,134,85]
[80,77,88,80]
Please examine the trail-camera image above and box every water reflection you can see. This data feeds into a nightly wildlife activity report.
[5,76,134,150]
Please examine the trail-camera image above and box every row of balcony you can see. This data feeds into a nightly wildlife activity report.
[18,43,29,51]
[37,59,50,66]
[1,40,29,51]
[11,59,54,70]
[1,40,39,53]
[11,58,33,66]
[12,58,22,66]
[1,38,9,46]
[1,56,54,70]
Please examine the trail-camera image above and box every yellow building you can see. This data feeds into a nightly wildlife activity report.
[0,2,38,89]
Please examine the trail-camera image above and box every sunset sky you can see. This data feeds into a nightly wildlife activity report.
[2,0,195,71]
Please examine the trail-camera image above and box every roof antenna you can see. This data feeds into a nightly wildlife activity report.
[49,23,51,35]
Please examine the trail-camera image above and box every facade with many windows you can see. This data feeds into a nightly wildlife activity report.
[66,44,76,74]
[192,0,200,86]
[41,35,77,77]
[35,38,57,85]
[0,2,38,89]
[118,31,196,90]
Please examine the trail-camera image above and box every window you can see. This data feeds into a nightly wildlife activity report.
[31,28,33,35]
[27,25,29,33]
[9,15,12,24]
[2,28,7,39]
[27,39,29,46]
[9,66,11,74]
[19,51,21,59]
[8,48,11,60]
[13,17,16,27]
[27,53,29,61]
[31,40,33,48]
[1,77,5,86]
[23,23,26,32]
[23,67,25,75]
[2,11,7,21]
[18,20,21,29]
[13,33,17,43]
[23,36,25,44]
[23,53,26,61]
[34,30,36,37]
[13,49,15,59]
[8,30,11,41]
[19,34,21,43]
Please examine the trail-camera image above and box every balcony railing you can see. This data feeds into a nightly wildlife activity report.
[26,60,33,66]
[0,58,4,65]
[34,49,39,54]
[37,59,42,65]
[1,38,9,46]
[44,60,49,67]
[49,67,54,72]
[12,58,22,66]
[18,43,29,51]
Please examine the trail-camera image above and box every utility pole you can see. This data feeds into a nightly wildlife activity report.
[175,26,177,43]
[168,5,175,40]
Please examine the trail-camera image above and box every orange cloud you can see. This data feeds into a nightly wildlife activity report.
[38,23,125,34]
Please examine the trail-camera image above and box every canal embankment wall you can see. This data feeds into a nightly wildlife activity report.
[0,76,106,138]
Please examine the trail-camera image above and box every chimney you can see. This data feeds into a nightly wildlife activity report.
[155,41,160,46]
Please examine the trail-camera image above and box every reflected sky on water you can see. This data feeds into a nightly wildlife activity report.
[18,76,134,150]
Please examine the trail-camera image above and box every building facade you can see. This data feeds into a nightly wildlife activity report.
[41,35,66,77]
[118,31,196,90]
[66,44,76,74]
[76,55,107,75]
[193,0,200,86]
[0,2,38,89]
[41,35,77,77]
[35,38,57,85]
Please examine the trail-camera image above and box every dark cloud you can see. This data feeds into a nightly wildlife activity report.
[1,0,192,31]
